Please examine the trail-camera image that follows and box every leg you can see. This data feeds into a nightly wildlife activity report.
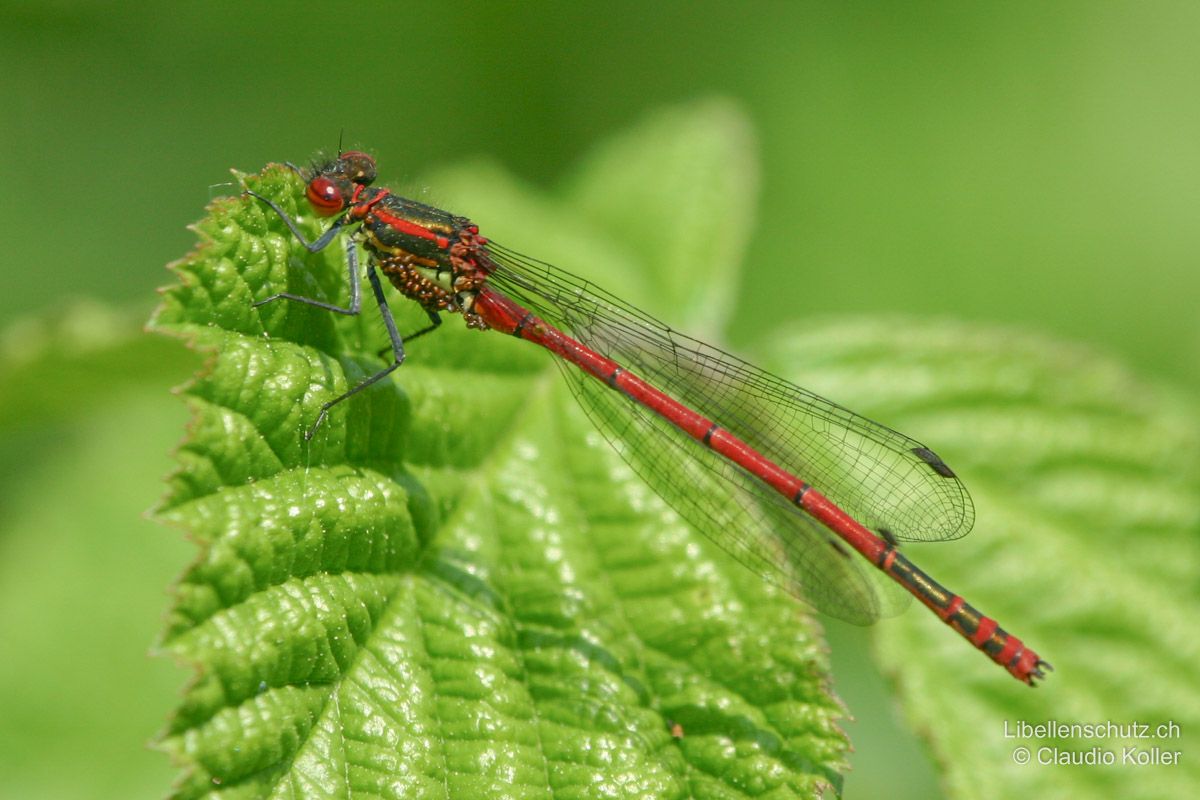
[377,310,442,361]
[406,309,443,343]
[245,187,360,314]
[254,238,362,316]
[306,262,408,440]
[244,189,347,253]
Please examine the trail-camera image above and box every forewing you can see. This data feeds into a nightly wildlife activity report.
[484,245,973,621]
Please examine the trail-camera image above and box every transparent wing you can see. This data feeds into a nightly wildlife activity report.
[483,243,974,623]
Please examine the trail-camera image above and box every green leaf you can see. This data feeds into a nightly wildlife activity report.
[150,104,847,799]
[762,319,1200,798]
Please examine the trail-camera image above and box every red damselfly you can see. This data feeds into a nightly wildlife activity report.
[244,151,1050,685]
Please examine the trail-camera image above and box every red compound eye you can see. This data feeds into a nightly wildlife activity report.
[306,176,344,215]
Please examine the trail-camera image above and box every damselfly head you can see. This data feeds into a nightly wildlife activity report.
[304,151,378,217]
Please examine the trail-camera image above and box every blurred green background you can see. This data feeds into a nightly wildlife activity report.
[0,2,1196,798]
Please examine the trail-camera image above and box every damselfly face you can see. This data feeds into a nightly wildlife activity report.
[303,150,377,217]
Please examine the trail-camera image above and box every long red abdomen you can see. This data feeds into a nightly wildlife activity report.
[473,287,1047,684]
